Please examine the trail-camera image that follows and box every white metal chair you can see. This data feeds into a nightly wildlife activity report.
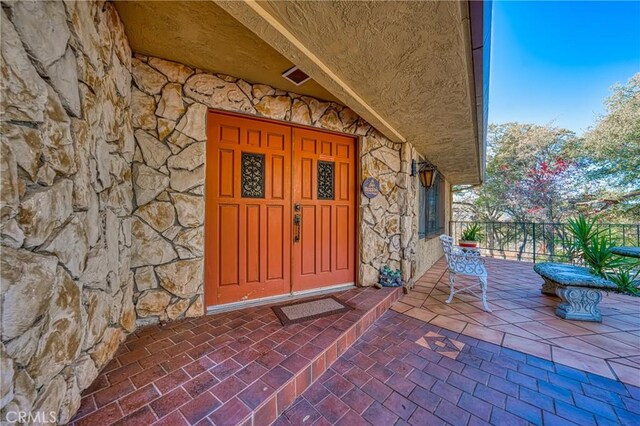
[439,235,491,312]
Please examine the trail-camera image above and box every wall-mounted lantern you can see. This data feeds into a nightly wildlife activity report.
[411,159,437,189]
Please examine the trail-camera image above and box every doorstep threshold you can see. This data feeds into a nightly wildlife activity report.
[206,282,356,315]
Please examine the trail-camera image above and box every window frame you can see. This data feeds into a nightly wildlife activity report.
[418,173,445,239]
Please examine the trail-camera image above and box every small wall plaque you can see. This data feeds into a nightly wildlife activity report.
[362,177,380,199]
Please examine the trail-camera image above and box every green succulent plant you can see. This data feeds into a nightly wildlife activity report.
[609,269,640,296]
[581,234,630,277]
[566,215,599,261]
[566,214,639,295]
[461,223,484,242]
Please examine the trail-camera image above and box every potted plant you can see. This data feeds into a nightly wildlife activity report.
[459,223,484,248]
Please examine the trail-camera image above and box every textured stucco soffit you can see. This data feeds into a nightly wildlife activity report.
[113,1,340,103]
[216,0,481,184]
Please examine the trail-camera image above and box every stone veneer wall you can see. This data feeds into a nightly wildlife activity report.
[0,1,135,422]
[0,1,435,420]
[128,54,420,320]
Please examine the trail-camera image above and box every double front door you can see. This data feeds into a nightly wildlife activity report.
[205,112,356,306]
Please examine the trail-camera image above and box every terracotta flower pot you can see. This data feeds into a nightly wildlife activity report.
[458,240,478,248]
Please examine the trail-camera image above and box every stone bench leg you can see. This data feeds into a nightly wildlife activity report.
[540,277,557,295]
[555,286,603,322]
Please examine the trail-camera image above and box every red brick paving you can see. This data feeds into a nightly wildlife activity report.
[278,310,640,425]
[70,287,400,425]
[70,258,640,425]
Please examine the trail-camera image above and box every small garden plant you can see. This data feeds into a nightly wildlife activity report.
[378,266,402,287]
[566,215,639,295]
[460,223,485,242]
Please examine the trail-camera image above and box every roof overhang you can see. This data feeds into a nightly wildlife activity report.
[116,0,490,184]
[470,0,492,184]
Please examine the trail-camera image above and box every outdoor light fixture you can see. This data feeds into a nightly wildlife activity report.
[411,159,437,189]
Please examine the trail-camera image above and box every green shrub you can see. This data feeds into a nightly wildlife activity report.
[609,270,639,296]
[566,215,599,261]
[461,223,484,242]
[566,214,639,295]
[582,234,629,277]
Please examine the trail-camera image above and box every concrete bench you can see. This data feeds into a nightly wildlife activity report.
[533,262,618,322]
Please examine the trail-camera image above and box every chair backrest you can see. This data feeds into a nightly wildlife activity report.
[440,234,486,276]
[439,234,454,269]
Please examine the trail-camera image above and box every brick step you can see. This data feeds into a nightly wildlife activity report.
[71,287,401,426]
[238,287,402,426]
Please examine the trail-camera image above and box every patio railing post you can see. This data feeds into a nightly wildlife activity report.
[532,223,536,263]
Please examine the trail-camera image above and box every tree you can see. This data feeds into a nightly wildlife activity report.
[454,123,580,223]
[453,123,582,260]
[583,73,640,186]
[578,73,640,221]
[453,73,640,226]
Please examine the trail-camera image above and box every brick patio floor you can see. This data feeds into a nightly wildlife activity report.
[278,310,640,426]
[69,257,640,425]
[70,287,400,425]
[392,258,640,386]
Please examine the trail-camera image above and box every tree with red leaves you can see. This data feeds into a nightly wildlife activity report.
[455,123,580,223]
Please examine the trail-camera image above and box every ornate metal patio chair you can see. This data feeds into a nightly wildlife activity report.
[439,235,491,312]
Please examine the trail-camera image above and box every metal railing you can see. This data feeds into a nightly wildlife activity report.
[450,221,640,263]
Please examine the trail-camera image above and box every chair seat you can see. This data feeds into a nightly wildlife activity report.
[446,247,487,276]
[449,263,487,277]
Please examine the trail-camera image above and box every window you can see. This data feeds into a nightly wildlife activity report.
[418,173,445,238]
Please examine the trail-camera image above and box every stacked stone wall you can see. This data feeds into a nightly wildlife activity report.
[129,54,419,321]
[0,1,134,421]
[0,1,424,420]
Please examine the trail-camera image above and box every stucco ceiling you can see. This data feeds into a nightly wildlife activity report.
[217,1,481,184]
[115,1,482,184]
[113,1,339,102]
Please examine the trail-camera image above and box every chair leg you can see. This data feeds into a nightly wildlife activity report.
[446,272,455,304]
[480,275,491,312]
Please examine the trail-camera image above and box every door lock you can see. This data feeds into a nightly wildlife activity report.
[294,203,301,212]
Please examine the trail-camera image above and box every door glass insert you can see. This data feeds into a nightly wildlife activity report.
[317,160,335,200]
[241,152,265,198]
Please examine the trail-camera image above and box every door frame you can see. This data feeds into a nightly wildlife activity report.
[204,109,361,308]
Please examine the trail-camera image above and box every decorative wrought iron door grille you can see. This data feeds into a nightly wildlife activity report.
[241,152,265,198]
[317,160,335,200]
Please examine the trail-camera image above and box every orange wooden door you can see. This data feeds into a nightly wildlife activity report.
[292,128,356,292]
[205,112,292,306]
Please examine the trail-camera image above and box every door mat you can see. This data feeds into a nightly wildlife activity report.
[272,296,353,326]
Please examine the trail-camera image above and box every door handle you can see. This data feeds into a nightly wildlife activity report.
[294,214,301,242]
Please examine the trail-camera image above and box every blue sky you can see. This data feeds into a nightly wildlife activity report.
[488,0,640,135]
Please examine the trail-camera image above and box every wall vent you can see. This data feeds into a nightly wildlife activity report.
[282,66,311,86]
